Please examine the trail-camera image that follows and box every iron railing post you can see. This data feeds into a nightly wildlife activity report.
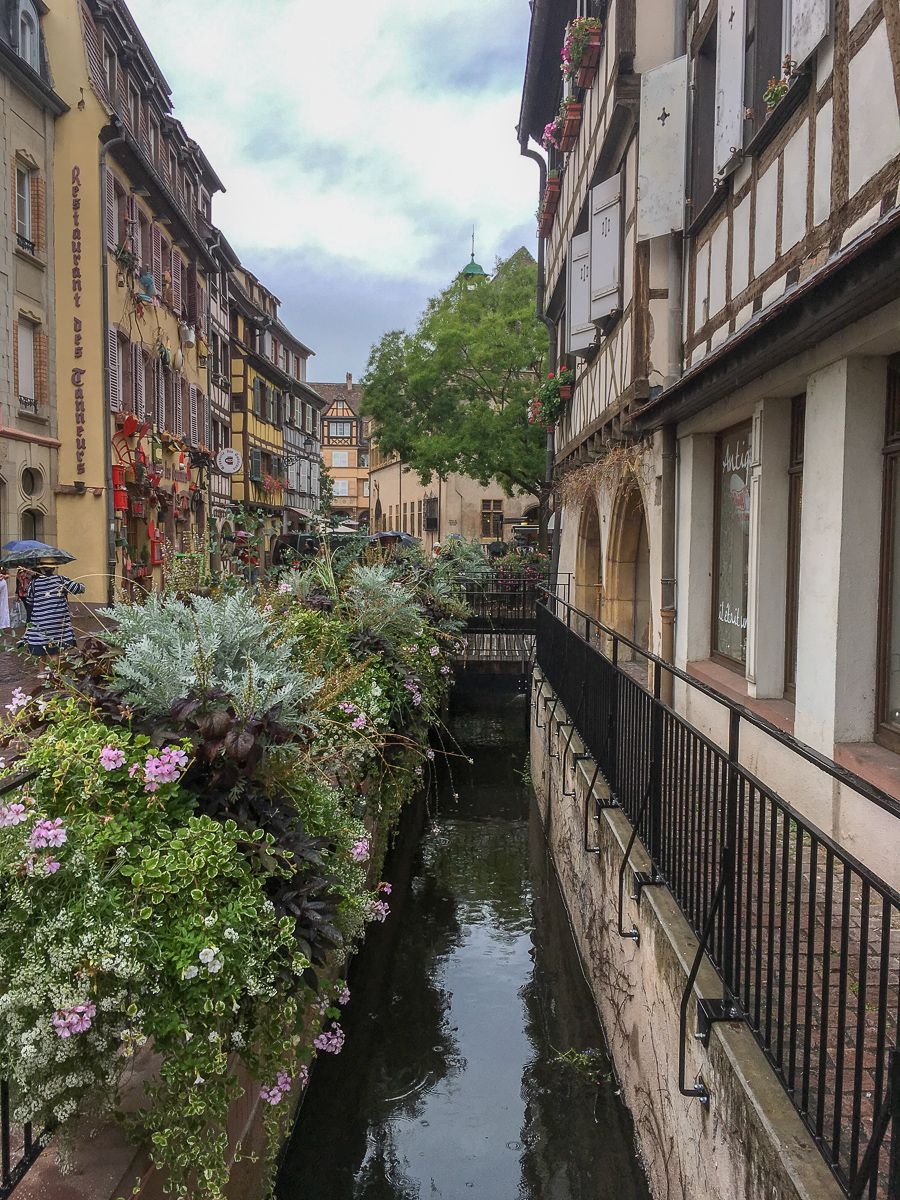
[649,660,664,865]
[722,708,741,1004]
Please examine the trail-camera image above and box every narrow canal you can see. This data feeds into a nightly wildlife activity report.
[276,687,650,1200]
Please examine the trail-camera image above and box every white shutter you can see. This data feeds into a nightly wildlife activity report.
[107,327,121,411]
[189,384,198,443]
[714,0,746,179]
[133,344,144,415]
[566,232,594,355]
[637,56,688,240]
[790,0,829,66]
[589,172,622,325]
[105,168,117,249]
[171,248,182,313]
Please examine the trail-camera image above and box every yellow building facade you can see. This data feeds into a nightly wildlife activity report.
[47,0,219,602]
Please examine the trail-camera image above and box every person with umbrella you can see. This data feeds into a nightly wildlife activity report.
[0,542,84,656]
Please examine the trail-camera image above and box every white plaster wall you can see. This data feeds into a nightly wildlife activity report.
[753,163,778,278]
[731,194,751,298]
[675,433,715,666]
[694,238,711,330]
[708,217,728,317]
[794,357,885,751]
[813,99,833,228]
[848,22,900,197]
[781,122,809,253]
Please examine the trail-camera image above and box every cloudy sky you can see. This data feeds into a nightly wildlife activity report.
[126,0,539,384]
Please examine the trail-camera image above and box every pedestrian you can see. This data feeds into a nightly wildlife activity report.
[0,569,10,635]
[23,564,85,656]
[11,568,31,629]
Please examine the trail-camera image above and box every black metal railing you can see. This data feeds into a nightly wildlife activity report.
[536,596,900,1200]
[16,396,36,415]
[0,769,48,1198]
[457,573,570,633]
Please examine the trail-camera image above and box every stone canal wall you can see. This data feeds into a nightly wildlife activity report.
[530,666,842,1200]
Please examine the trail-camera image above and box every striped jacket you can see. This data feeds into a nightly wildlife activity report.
[24,574,85,650]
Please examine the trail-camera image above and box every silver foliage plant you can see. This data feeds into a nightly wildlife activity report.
[340,565,424,652]
[99,592,320,721]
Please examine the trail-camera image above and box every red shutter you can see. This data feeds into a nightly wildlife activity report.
[171,248,182,314]
[107,327,121,411]
[151,224,162,294]
[189,384,198,443]
[105,168,116,249]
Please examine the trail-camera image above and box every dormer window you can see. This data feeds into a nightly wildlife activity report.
[18,1,39,71]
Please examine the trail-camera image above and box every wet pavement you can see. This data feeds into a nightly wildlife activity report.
[276,690,650,1200]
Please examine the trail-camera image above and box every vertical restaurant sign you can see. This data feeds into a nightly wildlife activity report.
[71,165,86,474]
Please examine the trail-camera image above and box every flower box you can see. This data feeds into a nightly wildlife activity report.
[575,29,603,88]
[558,102,583,153]
[558,385,572,401]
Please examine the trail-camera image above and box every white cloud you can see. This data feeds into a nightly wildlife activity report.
[125,0,538,280]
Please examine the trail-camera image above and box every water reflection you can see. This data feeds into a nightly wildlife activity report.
[276,694,649,1200]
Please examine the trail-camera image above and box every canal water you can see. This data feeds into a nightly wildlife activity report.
[276,689,650,1200]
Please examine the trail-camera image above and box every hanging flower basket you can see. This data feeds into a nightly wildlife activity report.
[558,102,583,154]
[527,369,575,426]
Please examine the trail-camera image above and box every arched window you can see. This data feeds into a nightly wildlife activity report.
[18,2,39,71]
[21,508,42,541]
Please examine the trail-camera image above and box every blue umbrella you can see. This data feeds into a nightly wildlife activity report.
[0,540,75,566]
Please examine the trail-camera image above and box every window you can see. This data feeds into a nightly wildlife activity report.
[18,2,38,70]
[149,118,159,165]
[21,508,42,540]
[712,422,753,667]
[417,499,422,537]
[744,0,784,140]
[689,18,717,223]
[481,499,504,540]
[363,480,370,498]
[402,501,408,531]
[359,451,369,468]
[15,165,32,252]
[17,318,36,408]
[784,396,805,700]
[333,479,349,497]
[331,451,349,468]
[103,40,116,102]
[21,467,40,497]
[128,85,140,134]
[878,361,900,750]
[329,421,351,439]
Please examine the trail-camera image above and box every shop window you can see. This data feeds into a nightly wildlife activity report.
[712,421,752,667]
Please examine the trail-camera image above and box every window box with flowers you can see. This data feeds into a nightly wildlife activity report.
[527,369,574,428]
[561,17,604,90]
[537,171,561,238]
[542,99,583,154]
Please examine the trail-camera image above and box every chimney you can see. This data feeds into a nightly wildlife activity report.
[345,372,352,391]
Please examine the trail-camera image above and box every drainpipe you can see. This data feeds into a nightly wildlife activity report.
[99,124,126,606]
[518,136,559,575]
[660,0,688,702]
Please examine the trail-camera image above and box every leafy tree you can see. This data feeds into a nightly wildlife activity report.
[362,249,553,541]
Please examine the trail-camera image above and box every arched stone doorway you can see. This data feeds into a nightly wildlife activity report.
[574,499,602,621]
[605,483,652,660]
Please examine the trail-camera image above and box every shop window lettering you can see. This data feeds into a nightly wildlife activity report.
[71,166,86,475]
